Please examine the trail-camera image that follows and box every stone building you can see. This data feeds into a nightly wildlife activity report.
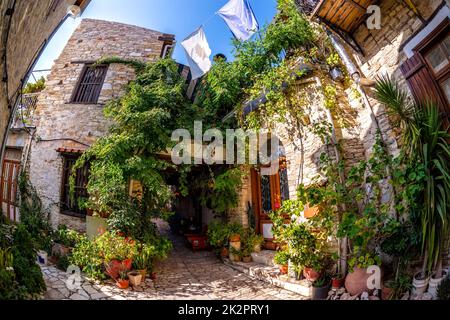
[231,0,450,250]
[26,19,175,231]
[0,0,91,167]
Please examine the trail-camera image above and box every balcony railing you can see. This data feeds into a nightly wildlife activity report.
[11,93,39,130]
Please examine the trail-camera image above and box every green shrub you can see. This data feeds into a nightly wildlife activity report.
[437,275,450,300]
[53,225,83,247]
[69,235,104,280]
[11,225,46,298]
[240,228,264,256]
[207,221,230,248]
[95,231,137,263]
[70,231,140,280]
[56,254,71,272]
[18,174,52,253]
[274,250,290,266]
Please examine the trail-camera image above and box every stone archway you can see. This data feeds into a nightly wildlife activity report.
[0,0,91,164]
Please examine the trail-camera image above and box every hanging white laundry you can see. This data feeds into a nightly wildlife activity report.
[217,0,259,41]
[181,27,212,80]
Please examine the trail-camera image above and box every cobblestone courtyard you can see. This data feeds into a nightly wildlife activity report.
[43,235,307,300]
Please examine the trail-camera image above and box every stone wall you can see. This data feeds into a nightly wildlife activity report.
[233,72,366,225]
[27,19,168,232]
[0,1,89,168]
[350,0,447,155]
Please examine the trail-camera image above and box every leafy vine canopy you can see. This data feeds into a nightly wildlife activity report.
[71,0,344,220]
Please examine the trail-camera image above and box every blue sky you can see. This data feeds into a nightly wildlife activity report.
[32,0,277,80]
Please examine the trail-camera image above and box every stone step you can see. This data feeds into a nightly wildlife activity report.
[223,258,311,298]
[251,250,276,267]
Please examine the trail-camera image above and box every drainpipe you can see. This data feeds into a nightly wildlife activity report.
[315,75,349,277]
[326,29,386,144]
[325,28,401,274]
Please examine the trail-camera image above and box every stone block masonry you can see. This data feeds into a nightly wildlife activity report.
[28,19,170,232]
[350,0,446,157]
[1,1,86,170]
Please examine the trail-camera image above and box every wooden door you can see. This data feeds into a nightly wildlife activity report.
[251,161,290,250]
[1,159,21,222]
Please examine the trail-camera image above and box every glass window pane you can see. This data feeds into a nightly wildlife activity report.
[443,34,450,57]
[260,175,272,212]
[426,45,448,73]
[440,77,450,103]
[279,168,290,203]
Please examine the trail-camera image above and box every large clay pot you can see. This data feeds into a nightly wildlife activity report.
[427,270,447,299]
[303,267,320,282]
[345,267,372,296]
[412,272,430,296]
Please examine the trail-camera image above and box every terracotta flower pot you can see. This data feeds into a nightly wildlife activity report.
[220,247,229,258]
[150,272,157,280]
[345,267,373,296]
[122,259,133,270]
[116,279,129,289]
[229,234,241,243]
[332,277,345,289]
[381,286,393,300]
[106,260,122,279]
[279,265,289,274]
[303,267,320,282]
[243,256,252,263]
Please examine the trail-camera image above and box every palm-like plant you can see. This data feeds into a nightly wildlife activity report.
[375,76,450,278]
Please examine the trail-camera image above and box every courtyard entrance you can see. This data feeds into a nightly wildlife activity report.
[43,231,306,300]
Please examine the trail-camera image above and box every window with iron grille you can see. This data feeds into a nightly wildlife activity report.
[60,154,89,217]
[71,64,108,104]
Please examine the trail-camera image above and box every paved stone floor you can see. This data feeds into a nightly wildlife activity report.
[42,235,307,300]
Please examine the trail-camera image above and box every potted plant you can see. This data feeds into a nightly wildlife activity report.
[206,221,230,256]
[230,247,242,262]
[312,275,331,300]
[345,252,381,296]
[437,275,450,300]
[303,267,321,282]
[52,225,81,257]
[242,245,253,263]
[133,251,148,279]
[251,234,264,253]
[331,272,345,290]
[128,270,143,287]
[383,273,412,300]
[428,270,449,299]
[412,271,430,296]
[220,247,229,258]
[228,224,243,246]
[116,270,129,289]
[274,251,289,274]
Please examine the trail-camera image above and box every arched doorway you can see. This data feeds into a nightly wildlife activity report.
[250,139,289,250]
